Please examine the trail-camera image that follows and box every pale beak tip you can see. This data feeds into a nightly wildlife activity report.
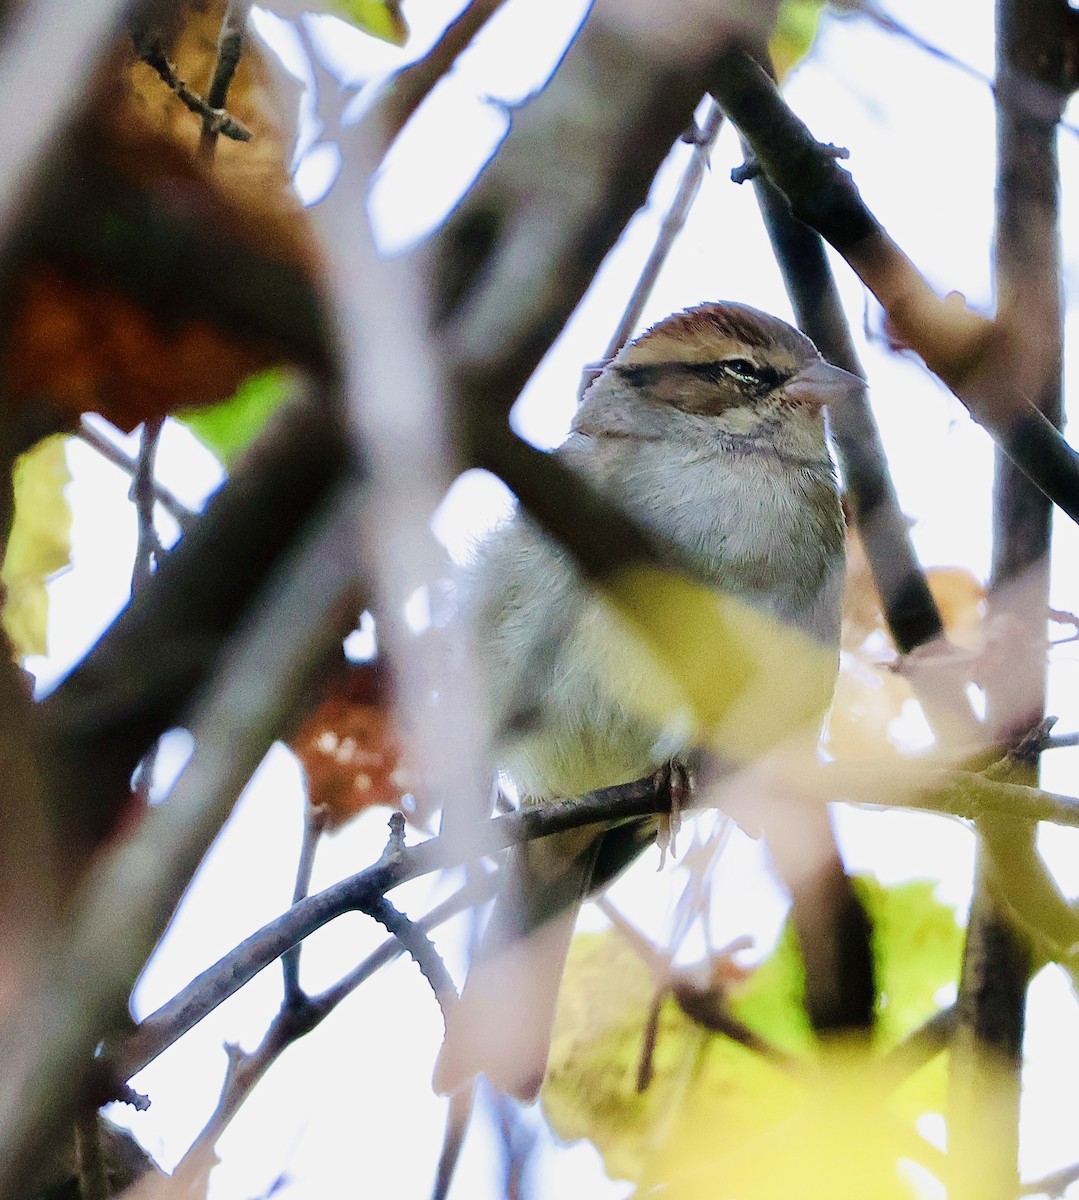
[785,360,866,410]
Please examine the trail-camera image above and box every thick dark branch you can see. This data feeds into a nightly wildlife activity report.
[950,5,1068,1193]
[710,48,1079,530]
[748,172,944,657]
[0,482,364,1200]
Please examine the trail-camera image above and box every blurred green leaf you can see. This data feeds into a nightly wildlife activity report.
[771,0,827,80]
[329,0,408,45]
[179,369,292,467]
[1,436,71,659]
[542,875,962,1190]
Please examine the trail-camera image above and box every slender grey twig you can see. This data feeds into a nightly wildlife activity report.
[199,0,254,164]
[77,419,195,529]
[281,802,328,1004]
[130,417,164,592]
[580,99,725,396]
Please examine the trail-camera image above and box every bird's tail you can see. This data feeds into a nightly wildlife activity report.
[433,817,659,1100]
[432,828,601,1101]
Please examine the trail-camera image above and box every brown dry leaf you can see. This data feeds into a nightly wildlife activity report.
[925,565,985,651]
[841,526,986,653]
[8,270,277,431]
[289,663,411,828]
[833,525,986,758]
[6,0,321,432]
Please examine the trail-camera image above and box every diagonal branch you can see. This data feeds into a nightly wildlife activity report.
[709,48,1079,530]
[0,481,364,1200]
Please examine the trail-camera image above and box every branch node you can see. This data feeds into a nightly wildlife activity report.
[382,810,407,864]
[730,155,761,184]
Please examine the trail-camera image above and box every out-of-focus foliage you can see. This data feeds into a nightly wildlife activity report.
[542,877,962,1192]
[827,527,986,759]
[289,663,410,827]
[1,437,71,659]
[770,0,827,80]
[6,0,314,432]
[181,369,293,466]
[329,0,409,44]
[604,566,837,769]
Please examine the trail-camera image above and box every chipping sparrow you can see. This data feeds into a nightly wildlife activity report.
[434,301,858,1100]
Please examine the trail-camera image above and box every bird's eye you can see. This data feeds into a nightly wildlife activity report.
[722,358,762,386]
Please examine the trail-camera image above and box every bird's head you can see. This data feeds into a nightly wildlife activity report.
[575,302,862,461]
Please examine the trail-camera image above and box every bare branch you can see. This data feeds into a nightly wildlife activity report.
[77,420,194,531]
[103,784,665,1090]
[281,801,327,1005]
[581,99,726,395]
[430,1085,475,1200]
[197,0,254,164]
[710,49,1079,531]
[131,29,251,149]
[130,418,164,593]
[0,484,363,1199]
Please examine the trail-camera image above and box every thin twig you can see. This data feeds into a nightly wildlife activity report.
[198,0,254,165]
[362,894,457,1024]
[430,1084,475,1200]
[1020,1160,1079,1197]
[493,1088,536,1200]
[579,99,725,396]
[77,419,195,530]
[877,1004,956,1086]
[1044,731,1079,751]
[281,802,328,1005]
[851,0,1079,140]
[132,31,251,146]
[130,417,164,592]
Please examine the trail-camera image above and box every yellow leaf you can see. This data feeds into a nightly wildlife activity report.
[770,0,826,81]
[331,0,409,45]
[1,436,72,659]
[602,565,838,764]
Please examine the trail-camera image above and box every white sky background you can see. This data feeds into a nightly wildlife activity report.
[27,0,1079,1196]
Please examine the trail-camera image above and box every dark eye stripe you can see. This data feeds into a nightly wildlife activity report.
[616,359,786,396]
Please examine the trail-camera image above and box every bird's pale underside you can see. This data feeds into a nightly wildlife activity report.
[434,301,860,1100]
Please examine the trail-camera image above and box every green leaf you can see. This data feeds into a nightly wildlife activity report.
[1,436,72,659]
[179,369,292,467]
[329,0,408,45]
[541,875,963,1189]
[770,0,827,80]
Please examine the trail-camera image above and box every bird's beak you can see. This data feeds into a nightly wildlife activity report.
[785,360,865,411]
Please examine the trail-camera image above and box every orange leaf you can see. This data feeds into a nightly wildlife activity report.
[289,664,411,829]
